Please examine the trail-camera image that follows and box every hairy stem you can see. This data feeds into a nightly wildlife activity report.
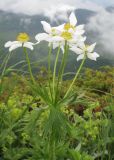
[1,52,12,78]
[48,44,53,101]
[23,47,35,84]
[55,41,69,102]
[52,46,60,102]
[64,55,86,98]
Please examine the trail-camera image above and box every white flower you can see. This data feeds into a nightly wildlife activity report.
[51,35,86,53]
[69,36,86,47]
[35,21,64,43]
[63,12,85,36]
[52,12,85,51]
[5,33,34,52]
[53,12,85,44]
[35,12,85,44]
[35,12,85,53]
[70,43,100,61]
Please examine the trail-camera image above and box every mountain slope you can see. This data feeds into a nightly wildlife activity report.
[0,9,114,70]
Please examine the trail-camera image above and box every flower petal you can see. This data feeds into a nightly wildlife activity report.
[23,42,34,50]
[69,28,75,34]
[49,36,64,42]
[35,33,49,42]
[9,42,22,52]
[54,23,65,31]
[53,43,59,49]
[26,42,34,45]
[4,41,19,48]
[77,54,85,61]
[34,41,40,45]
[80,36,86,42]
[76,25,84,30]
[87,43,96,53]
[41,21,51,33]
[4,41,12,48]
[70,47,83,54]
[78,42,85,49]
[69,12,77,26]
[61,46,64,53]
[74,29,85,36]
[87,52,99,61]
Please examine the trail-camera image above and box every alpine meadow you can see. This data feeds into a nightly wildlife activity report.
[0,0,114,160]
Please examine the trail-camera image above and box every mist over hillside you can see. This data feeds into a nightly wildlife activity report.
[0,9,95,37]
[0,8,114,71]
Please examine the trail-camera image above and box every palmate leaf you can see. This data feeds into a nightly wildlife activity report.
[57,93,76,107]
[0,82,3,95]
[23,108,45,135]
[55,141,69,159]
[68,149,94,160]
[69,149,81,160]
[43,106,71,141]
[31,83,52,106]
[0,53,9,71]
[3,147,30,160]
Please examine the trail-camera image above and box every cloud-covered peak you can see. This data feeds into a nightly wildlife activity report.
[0,0,104,16]
[87,8,114,56]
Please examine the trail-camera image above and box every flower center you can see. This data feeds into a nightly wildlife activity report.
[51,28,58,36]
[61,31,72,40]
[85,45,89,51]
[17,33,30,42]
[64,23,75,31]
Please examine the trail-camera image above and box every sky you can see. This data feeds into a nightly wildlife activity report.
[93,0,114,6]
[0,0,114,55]
[0,0,114,16]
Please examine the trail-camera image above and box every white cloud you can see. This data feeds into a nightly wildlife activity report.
[0,0,103,17]
[0,0,114,56]
[87,9,114,55]
[0,0,105,25]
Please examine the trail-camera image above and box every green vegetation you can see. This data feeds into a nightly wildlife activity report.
[0,65,114,159]
[0,10,114,160]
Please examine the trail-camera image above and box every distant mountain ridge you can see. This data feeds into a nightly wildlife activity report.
[0,9,95,35]
[0,8,114,69]
[106,6,114,12]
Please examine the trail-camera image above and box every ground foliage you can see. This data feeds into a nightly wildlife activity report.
[0,66,114,160]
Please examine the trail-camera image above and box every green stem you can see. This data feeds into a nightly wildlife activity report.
[48,44,53,101]
[52,46,60,101]
[55,41,69,101]
[49,134,56,160]
[0,52,12,95]
[64,55,86,98]
[23,47,35,84]
[60,43,69,83]
[52,140,56,160]
[1,51,12,78]
[48,44,52,76]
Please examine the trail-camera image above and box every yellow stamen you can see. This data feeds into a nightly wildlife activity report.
[85,45,89,51]
[64,23,75,31]
[61,31,72,40]
[17,33,30,42]
[51,28,56,32]
[51,28,57,36]
[86,45,89,48]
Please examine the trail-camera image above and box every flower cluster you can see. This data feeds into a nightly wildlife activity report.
[4,12,99,61]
